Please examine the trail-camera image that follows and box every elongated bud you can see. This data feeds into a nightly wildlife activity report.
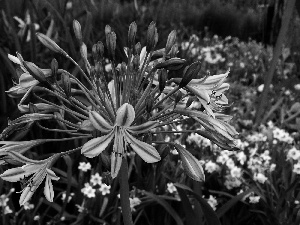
[92,41,104,62]
[179,61,201,88]
[80,43,88,61]
[155,58,186,71]
[51,58,58,80]
[165,30,177,54]
[146,21,157,52]
[133,55,140,70]
[61,72,71,97]
[128,21,137,48]
[174,91,183,109]
[23,61,46,83]
[134,42,141,55]
[146,97,154,113]
[107,31,116,60]
[29,103,38,113]
[168,44,178,58]
[158,69,168,92]
[73,20,82,43]
[36,33,67,56]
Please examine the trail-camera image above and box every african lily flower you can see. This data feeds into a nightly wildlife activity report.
[0,152,60,205]
[82,103,160,178]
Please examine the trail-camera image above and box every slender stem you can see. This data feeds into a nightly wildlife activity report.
[119,159,134,225]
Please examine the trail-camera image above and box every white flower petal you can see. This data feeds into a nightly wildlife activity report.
[115,103,135,127]
[89,111,113,133]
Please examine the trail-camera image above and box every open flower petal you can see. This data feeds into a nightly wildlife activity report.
[116,103,135,127]
[19,186,35,206]
[125,131,160,163]
[128,121,159,134]
[44,175,54,202]
[111,153,123,179]
[81,130,114,158]
[89,111,113,133]
[0,167,33,182]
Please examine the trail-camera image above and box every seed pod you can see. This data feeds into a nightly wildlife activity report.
[51,58,58,80]
[146,21,157,52]
[155,58,186,71]
[158,69,168,92]
[36,33,67,56]
[128,21,137,48]
[165,30,177,54]
[134,42,142,55]
[23,61,46,83]
[73,20,82,43]
[179,61,201,88]
[61,72,71,97]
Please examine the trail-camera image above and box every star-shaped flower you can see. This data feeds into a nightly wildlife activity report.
[81,103,161,178]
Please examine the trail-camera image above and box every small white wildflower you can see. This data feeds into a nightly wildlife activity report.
[90,173,103,186]
[270,163,276,172]
[4,206,12,214]
[205,161,219,173]
[236,151,247,165]
[226,158,235,169]
[293,163,300,174]
[167,183,177,194]
[76,204,85,213]
[61,192,74,203]
[249,196,260,203]
[230,166,242,178]
[23,202,34,210]
[287,147,300,161]
[253,173,267,184]
[78,162,91,172]
[99,184,111,195]
[129,197,142,212]
[0,194,9,207]
[81,183,96,198]
[295,200,299,204]
[34,215,40,221]
[294,84,300,91]
[206,195,218,210]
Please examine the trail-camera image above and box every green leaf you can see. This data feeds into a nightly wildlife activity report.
[216,187,255,218]
[143,191,184,225]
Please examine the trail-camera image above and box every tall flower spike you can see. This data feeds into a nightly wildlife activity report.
[82,103,161,178]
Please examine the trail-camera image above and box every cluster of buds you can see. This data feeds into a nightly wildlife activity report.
[1,21,238,205]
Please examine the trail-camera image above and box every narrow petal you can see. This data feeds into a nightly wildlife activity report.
[19,73,39,88]
[186,86,210,103]
[89,111,113,133]
[128,121,159,134]
[46,169,60,181]
[0,167,32,182]
[111,153,123,179]
[174,144,205,182]
[116,103,135,127]
[199,99,215,118]
[124,131,160,163]
[44,175,54,202]
[19,186,35,206]
[81,131,114,158]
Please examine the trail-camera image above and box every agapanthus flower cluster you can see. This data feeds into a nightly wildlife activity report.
[0,20,238,206]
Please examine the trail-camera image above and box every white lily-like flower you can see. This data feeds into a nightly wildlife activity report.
[0,152,60,205]
[81,103,161,178]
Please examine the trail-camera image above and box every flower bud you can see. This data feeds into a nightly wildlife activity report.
[155,58,186,71]
[61,72,71,97]
[185,96,195,108]
[36,33,67,56]
[158,69,168,92]
[133,55,140,70]
[146,96,154,114]
[106,31,116,60]
[146,21,158,52]
[51,58,58,80]
[73,20,82,43]
[92,41,104,62]
[134,42,142,55]
[165,30,176,54]
[128,21,137,48]
[23,61,46,83]
[179,61,201,88]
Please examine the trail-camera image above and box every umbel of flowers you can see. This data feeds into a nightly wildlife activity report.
[0,20,238,224]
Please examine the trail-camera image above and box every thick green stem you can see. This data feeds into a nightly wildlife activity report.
[119,159,134,225]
